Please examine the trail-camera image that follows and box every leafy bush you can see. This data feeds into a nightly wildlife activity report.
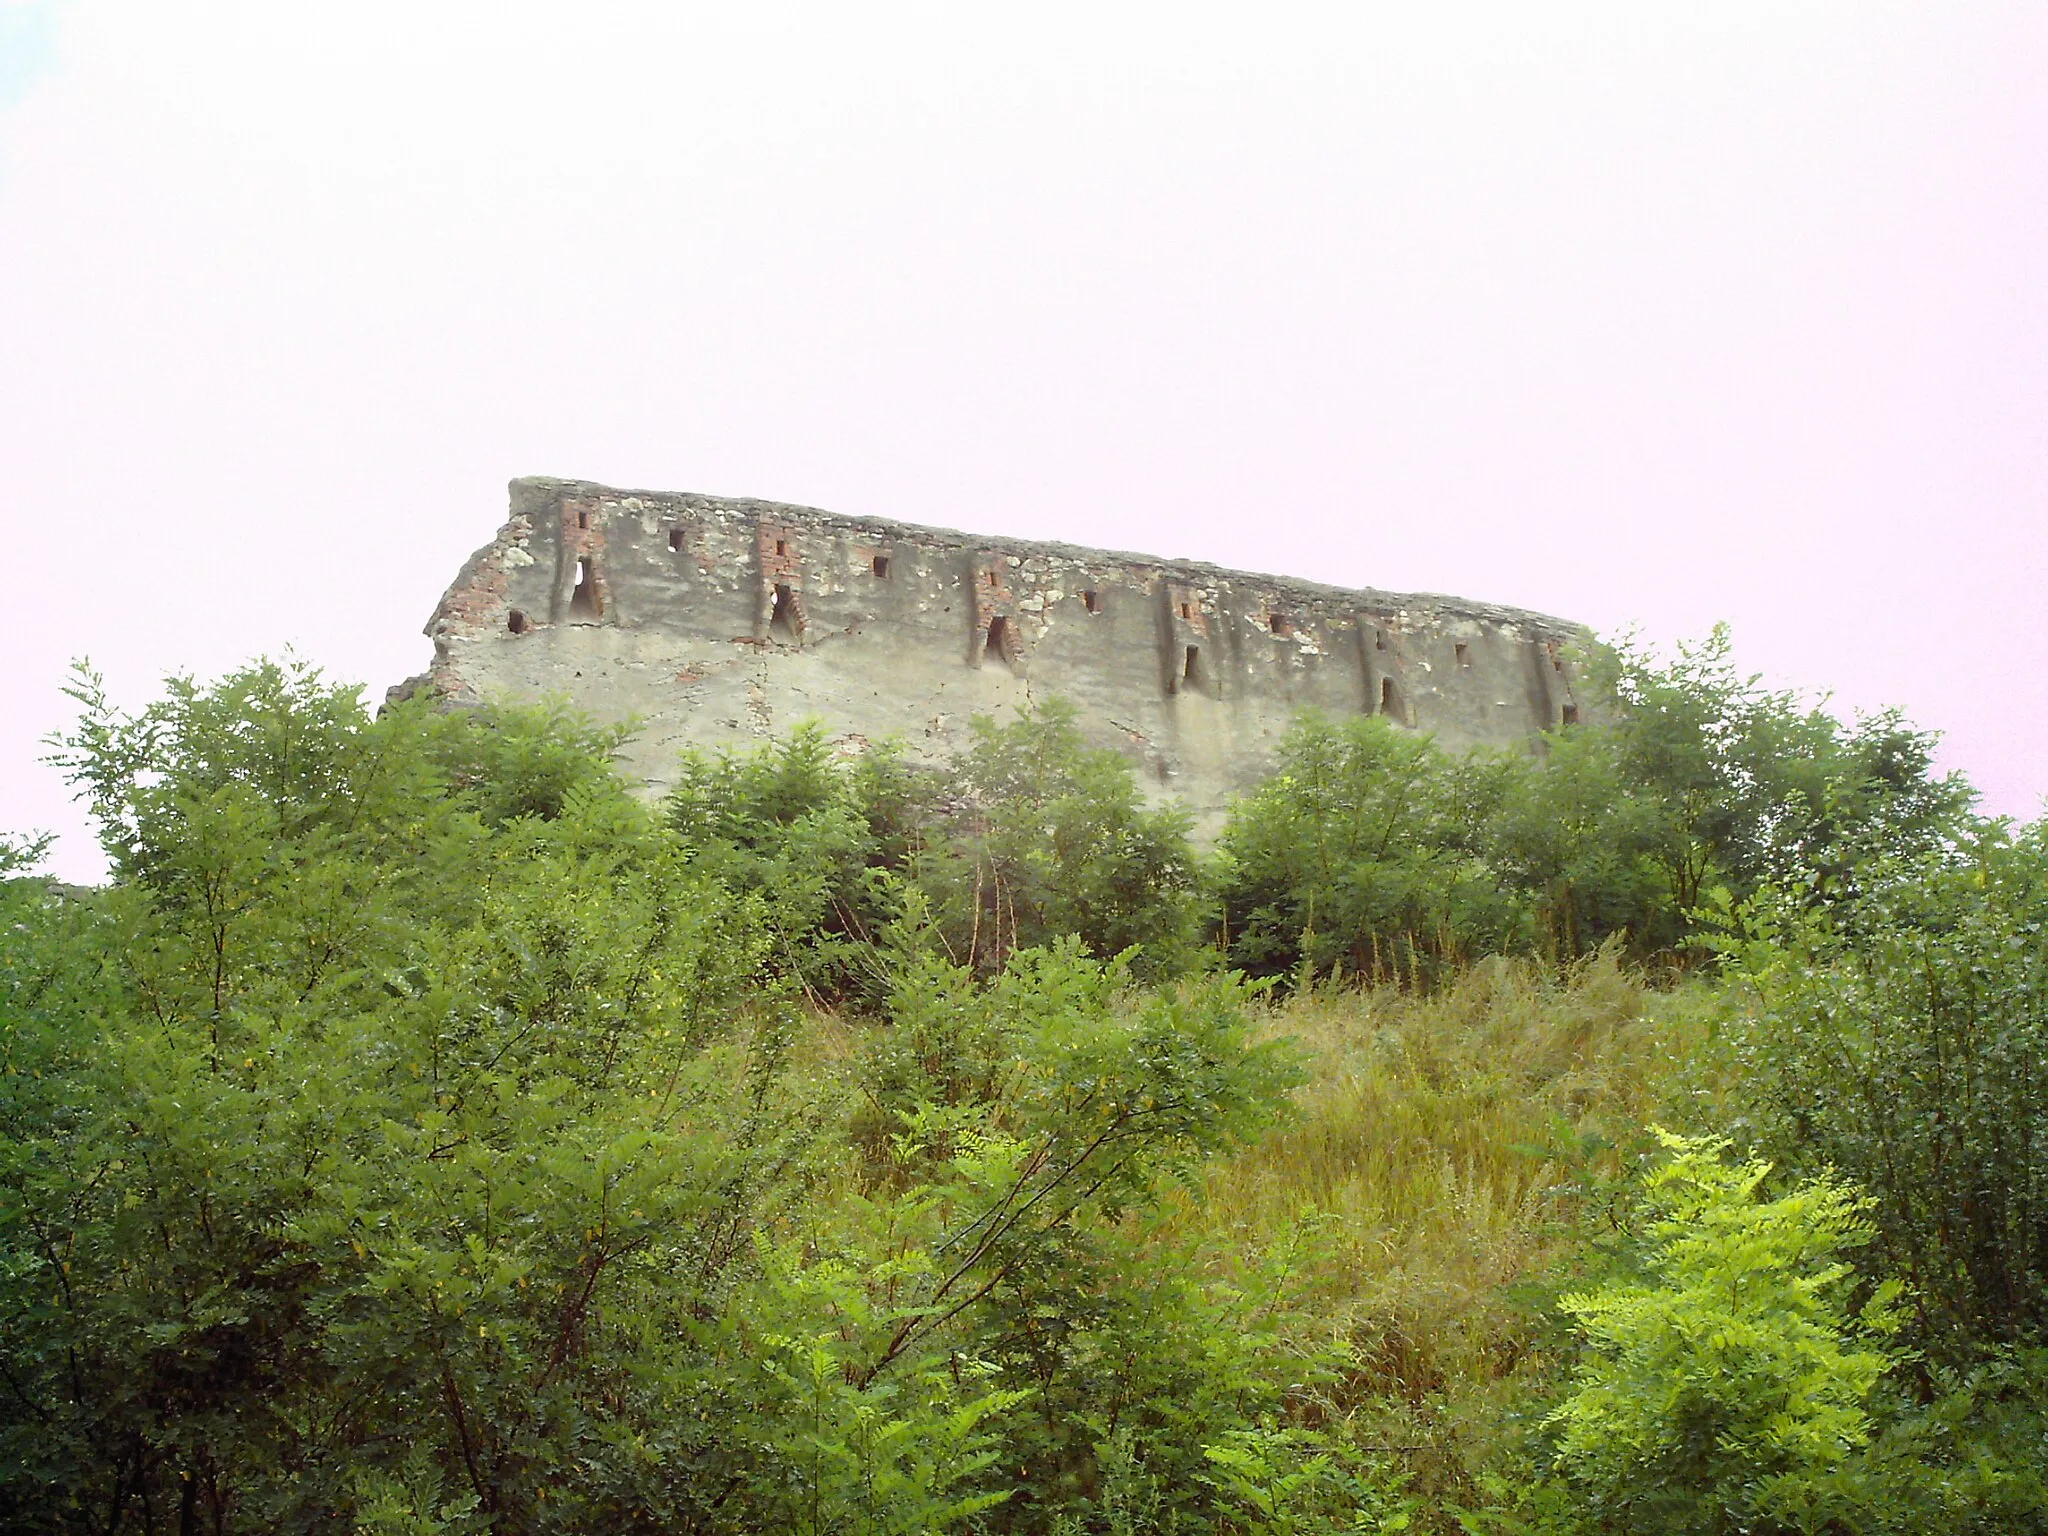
[2,652,2035,1534]
[1220,631,1980,982]
[667,722,926,1003]
[667,701,1207,996]
[1585,627,1973,917]
[5,662,821,1531]
[920,698,1210,978]
[1547,1132,1903,1535]
[838,943,1307,1531]
[1726,824,2048,1361]
[1218,714,1525,986]
[1480,723,1682,961]
[2,670,1294,1532]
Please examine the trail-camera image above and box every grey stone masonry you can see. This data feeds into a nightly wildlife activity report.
[399,477,1588,835]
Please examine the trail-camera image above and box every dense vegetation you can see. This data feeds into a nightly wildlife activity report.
[2,632,2042,1534]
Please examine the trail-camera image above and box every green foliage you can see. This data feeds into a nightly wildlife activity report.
[730,1242,1028,1536]
[852,944,1300,1380]
[1201,1426,1417,1534]
[1725,823,2048,1360]
[0,831,51,877]
[1,672,1297,1532]
[666,701,1207,997]
[924,698,1210,977]
[1,651,2038,1534]
[1480,725,1680,961]
[1584,627,1974,922]
[1219,714,1524,985]
[838,943,1308,1531]
[1548,1132,1903,1534]
[1219,630,1979,982]
[5,661,829,1531]
[1841,1345,2048,1534]
[667,722,924,1003]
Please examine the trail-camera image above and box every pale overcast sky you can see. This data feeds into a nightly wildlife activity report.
[4,2,2045,879]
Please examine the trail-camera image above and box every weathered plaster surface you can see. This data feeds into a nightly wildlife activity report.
[399,478,1587,833]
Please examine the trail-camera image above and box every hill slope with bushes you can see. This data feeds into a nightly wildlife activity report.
[2,637,2042,1534]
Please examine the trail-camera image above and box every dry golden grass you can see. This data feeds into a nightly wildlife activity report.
[1162,952,1719,1464]
[790,950,1724,1484]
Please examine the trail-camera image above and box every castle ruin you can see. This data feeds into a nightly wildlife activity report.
[405,478,1586,831]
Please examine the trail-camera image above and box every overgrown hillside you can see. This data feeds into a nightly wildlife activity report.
[2,636,2043,1534]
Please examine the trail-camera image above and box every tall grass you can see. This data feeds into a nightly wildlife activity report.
[788,951,1725,1507]
[1163,952,1719,1478]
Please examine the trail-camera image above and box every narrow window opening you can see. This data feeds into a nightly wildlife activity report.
[1269,612,1292,636]
[1179,601,1192,620]
[872,554,890,578]
[1561,702,1580,727]
[985,570,999,588]
[577,509,589,530]
[1374,628,1388,651]
[984,615,1012,668]
[769,583,800,642]
[775,538,787,557]
[508,609,529,634]
[1455,642,1471,668]
[1081,590,1100,614]
[1379,676,1404,719]
[669,527,687,552]
[1182,645,1207,692]
[570,556,601,618]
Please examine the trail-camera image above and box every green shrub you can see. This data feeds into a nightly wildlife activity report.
[6,663,827,1531]
[1218,713,1525,986]
[1220,632,1979,982]
[3,653,2028,1535]
[916,698,1210,978]
[846,943,1304,1530]
[667,722,926,1004]
[1547,1132,1902,1535]
[1726,824,2048,1361]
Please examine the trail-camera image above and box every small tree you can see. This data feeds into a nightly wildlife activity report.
[1217,712,1523,986]
[1548,1131,1902,1535]
[667,722,926,1004]
[926,699,1208,977]
[1728,824,2048,1361]
[1584,627,1974,928]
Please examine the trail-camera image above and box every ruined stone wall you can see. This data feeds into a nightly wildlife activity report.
[406,477,1587,832]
